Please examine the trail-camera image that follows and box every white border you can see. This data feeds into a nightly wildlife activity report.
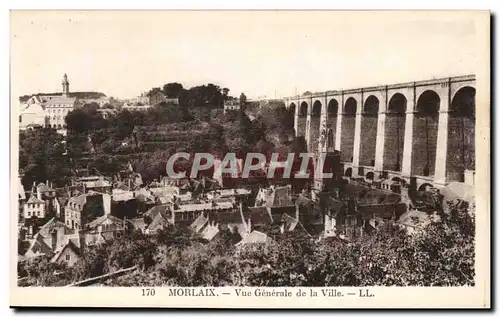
[3,2,497,316]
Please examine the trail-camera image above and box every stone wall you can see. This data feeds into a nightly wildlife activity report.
[446,116,475,181]
[411,115,439,176]
[383,114,405,171]
[327,116,337,147]
[310,117,320,151]
[297,117,307,137]
[341,116,356,162]
[359,115,378,166]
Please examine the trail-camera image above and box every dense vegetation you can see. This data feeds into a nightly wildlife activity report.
[19,83,295,189]
[18,201,475,287]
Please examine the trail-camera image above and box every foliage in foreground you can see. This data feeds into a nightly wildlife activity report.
[19,201,475,287]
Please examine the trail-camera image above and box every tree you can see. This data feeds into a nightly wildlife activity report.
[163,83,184,99]
[239,93,247,106]
[18,256,70,286]
[110,110,135,139]
[107,231,157,271]
[289,136,308,154]
[222,88,230,99]
[72,244,109,281]
[65,109,93,134]
[19,128,71,188]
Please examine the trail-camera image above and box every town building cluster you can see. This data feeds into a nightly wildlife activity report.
[17,140,466,273]
[18,74,110,131]
[17,74,181,132]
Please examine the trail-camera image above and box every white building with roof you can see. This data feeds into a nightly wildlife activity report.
[18,96,46,130]
[23,192,46,219]
[18,74,77,130]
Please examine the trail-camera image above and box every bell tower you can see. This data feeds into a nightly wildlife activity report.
[62,73,69,97]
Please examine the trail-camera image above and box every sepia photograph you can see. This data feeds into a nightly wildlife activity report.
[9,10,490,308]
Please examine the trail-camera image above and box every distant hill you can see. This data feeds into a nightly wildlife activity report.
[19,91,107,103]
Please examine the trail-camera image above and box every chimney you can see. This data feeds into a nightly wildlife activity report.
[55,198,61,217]
[77,227,86,251]
[102,193,111,215]
[57,227,65,250]
[247,217,252,233]
[36,186,42,200]
[51,230,58,251]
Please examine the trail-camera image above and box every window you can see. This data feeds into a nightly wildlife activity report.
[27,211,31,217]
[36,211,40,217]
[65,254,70,261]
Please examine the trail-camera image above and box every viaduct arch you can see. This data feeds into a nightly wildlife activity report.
[283,75,476,189]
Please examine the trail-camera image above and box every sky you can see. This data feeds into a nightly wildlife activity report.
[10,11,487,100]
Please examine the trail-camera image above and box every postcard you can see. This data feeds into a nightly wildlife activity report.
[10,10,490,308]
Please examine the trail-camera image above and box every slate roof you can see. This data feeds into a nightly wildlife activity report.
[144,204,171,220]
[45,97,77,106]
[25,235,53,258]
[147,210,171,232]
[247,206,273,227]
[190,214,209,233]
[67,194,87,209]
[128,218,146,232]
[114,181,131,192]
[201,224,220,241]
[100,231,116,242]
[176,201,233,212]
[37,182,55,193]
[281,213,299,232]
[226,223,248,238]
[271,186,293,206]
[86,214,124,230]
[50,240,80,264]
[37,217,74,237]
[26,194,44,204]
[57,197,68,207]
[235,230,272,246]
[396,210,440,234]
[281,213,311,236]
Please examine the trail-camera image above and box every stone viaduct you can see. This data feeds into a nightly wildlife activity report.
[283,75,476,190]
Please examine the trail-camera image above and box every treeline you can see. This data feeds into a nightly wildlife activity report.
[19,91,106,103]
[148,82,236,108]
[18,201,475,287]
